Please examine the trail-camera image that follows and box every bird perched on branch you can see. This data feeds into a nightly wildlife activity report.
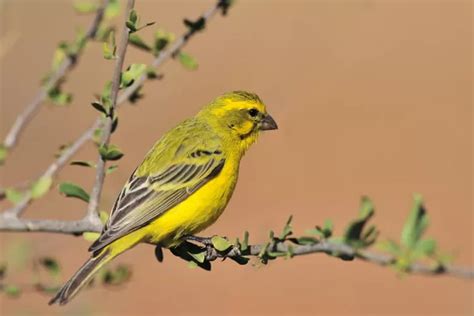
[49,91,278,305]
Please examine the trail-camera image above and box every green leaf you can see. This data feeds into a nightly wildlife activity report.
[241,231,249,252]
[51,44,68,72]
[178,52,198,71]
[415,238,437,257]
[83,232,100,242]
[104,0,120,19]
[99,144,124,161]
[91,101,108,116]
[0,144,7,165]
[3,285,21,297]
[401,194,429,249]
[69,27,87,55]
[102,265,130,285]
[73,1,98,14]
[70,160,96,168]
[296,236,319,245]
[170,242,211,271]
[218,0,234,15]
[377,239,400,255]
[129,9,138,24]
[99,211,109,224]
[183,17,206,32]
[343,196,376,246]
[211,236,232,252]
[106,164,118,174]
[39,257,60,277]
[48,87,72,106]
[129,34,151,51]
[323,219,333,235]
[153,29,175,55]
[30,176,53,199]
[5,188,24,205]
[103,30,116,59]
[121,63,147,88]
[59,182,90,203]
[279,215,293,240]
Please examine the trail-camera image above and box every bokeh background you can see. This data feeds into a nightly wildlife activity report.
[0,0,472,315]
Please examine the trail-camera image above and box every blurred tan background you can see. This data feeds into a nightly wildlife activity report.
[0,0,472,315]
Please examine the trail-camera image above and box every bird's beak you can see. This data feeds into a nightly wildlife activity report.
[260,114,278,131]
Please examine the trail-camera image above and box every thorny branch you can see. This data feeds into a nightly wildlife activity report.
[86,0,135,224]
[2,0,109,150]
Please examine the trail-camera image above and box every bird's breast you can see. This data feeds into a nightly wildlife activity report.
[146,156,240,246]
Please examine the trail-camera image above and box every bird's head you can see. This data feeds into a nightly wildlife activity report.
[199,91,278,152]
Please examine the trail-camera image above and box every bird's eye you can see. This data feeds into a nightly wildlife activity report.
[248,108,259,117]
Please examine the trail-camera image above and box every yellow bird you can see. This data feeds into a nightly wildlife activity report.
[49,91,277,305]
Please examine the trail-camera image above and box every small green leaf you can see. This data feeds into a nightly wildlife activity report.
[178,52,198,71]
[121,63,147,88]
[102,265,130,285]
[39,257,60,277]
[51,44,68,72]
[3,285,21,297]
[377,239,400,255]
[105,0,120,19]
[279,215,293,240]
[99,211,109,224]
[241,231,249,252]
[5,188,24,205]
[129,9,138,24]
[91,101,108,116]
[401,194,428,249]
[183,17,206,32]
[415,239,437,257]
[70,160,96,168]
[323,219,333,235]
[218,0,235,15]
[129,34,151,51]
[83,232,100,242]
[59,182,90,203]
[73,1,98,14]
[126,21,137,33]
[343,196,376,247]
[296,236,319,245]
[189,251,207,263]
[211,236,232,252]
[30,176,53,199]
[0,144,7,165]
[153,29,175,55]
[99,144,124,161]
[106,165,118,174]
[103,30,116,60]
[48,87,72,106]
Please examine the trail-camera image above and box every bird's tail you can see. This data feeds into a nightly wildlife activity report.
[48,248,113,306]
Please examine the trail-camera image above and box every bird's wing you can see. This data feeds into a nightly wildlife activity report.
[89,122,225,253]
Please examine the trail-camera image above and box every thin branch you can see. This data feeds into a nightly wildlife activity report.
[201,239,474,280]
[86,0,135,223]
[2,0,109,150]
[1,0,229,217]
[0,214,101,234]
[0,213,471,280]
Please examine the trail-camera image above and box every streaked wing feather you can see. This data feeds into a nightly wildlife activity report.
[89,155,224,253]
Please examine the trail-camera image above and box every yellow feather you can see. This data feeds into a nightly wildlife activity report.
[49,91,277,305]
